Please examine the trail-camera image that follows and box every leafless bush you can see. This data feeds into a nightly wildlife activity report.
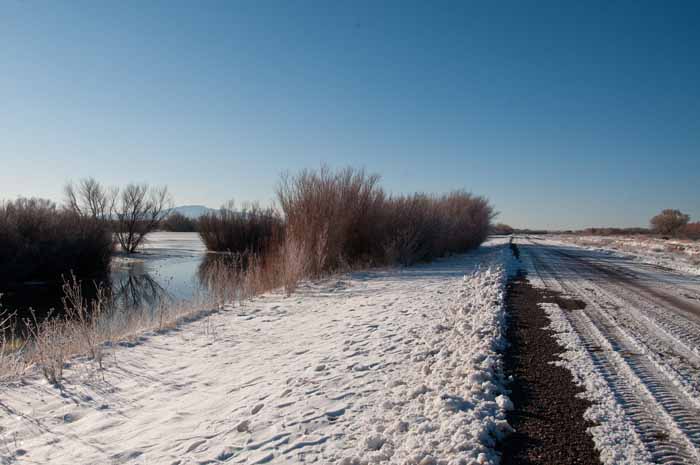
[491,223,514,235]
[381,191,493,266]
[114,184,172,253]
[277,166,494,271]
[198,254,247,305]
[64,178,117,220]
[61,274,109,370]
[24,310,69,385]
[277,166,386,276]
[198,202,283,257]
[0,198,113,284]
[579,227,650,236]
[0,305,26,381]
[161,212,198,232]
[651,209,690,236]
[65,178,173,253]
[680,222,700,241]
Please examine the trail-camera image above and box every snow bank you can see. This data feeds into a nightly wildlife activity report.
[0,239,515,465]
[342,261,516,465]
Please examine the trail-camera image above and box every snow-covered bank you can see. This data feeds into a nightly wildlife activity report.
[549,234,700,276]
[0,239,515,465]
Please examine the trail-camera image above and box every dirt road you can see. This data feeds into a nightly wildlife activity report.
[519,236,700,464]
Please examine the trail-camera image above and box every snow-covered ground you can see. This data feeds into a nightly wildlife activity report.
[0,238,515,465]
[549,234,700,276]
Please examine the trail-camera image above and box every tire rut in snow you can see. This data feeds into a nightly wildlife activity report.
[530,245,700,464]
[498,270,601,465]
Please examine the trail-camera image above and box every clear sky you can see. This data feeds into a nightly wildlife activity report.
[1,1,698,230]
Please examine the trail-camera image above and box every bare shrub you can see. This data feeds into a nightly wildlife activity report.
[65,178,174,252]
[114,184,172,253]
[24,311,69,385]
[651,209,690,236]
[64,178,117,220]
[680,222,700,241]
[277,166,494,271]
[198,254,247,305]
[380,191,494,266]
[198,202,283,257]
[381,194,435,265]
[161,212,198,232]
[491,223,514,235]
[580,227,650,236]
[0,306,27,381]
[277,166,385,276]
[61,274,109,370]
[278,236,308,294]
[0,198,113,284]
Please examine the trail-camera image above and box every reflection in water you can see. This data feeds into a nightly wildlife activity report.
[1,277,106,323]
[1,234,253,329]
[197,254,246,305]
[111,269,173,314]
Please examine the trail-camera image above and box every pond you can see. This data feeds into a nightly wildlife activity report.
[1,232,212,325]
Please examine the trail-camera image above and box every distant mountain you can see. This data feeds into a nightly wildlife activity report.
[169,205,216,219]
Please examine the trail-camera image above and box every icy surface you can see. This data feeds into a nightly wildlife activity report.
[0,239,514,465]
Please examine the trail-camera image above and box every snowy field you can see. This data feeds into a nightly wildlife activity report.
[549,234,700,276]
[0,238,515,465]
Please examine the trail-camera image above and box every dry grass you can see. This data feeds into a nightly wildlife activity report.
[0,269,251,384]
[0,306,27,382]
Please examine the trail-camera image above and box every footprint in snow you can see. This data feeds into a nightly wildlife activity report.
[236,419,250,432]
[185,439,207,453]
[252,403,264,415]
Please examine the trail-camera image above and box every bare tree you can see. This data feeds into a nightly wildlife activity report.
[114,184,172,253]
[64,178,117,220]
[650,209,690,236]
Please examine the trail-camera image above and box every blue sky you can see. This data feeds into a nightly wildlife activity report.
[1,1,698,229]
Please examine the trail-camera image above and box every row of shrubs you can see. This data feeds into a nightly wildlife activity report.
[1,167,494,290]
[679,223,700,240]
[0,199,113,285]
[200,167,494,280]
[160,212,199,232]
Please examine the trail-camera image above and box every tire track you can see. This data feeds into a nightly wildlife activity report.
[539,245,700,404]
[525,242,700,464]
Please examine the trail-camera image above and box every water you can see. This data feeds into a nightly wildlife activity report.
[1,232,209,323]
